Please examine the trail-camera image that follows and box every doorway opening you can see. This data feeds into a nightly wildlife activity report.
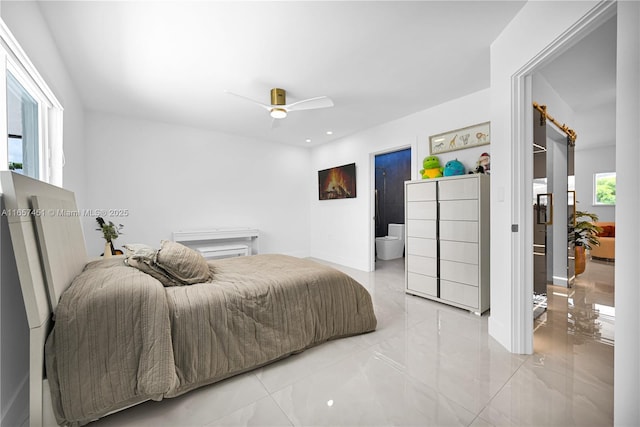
[530,14,617,348]
[512,2,617,353]
[373,148,411,268]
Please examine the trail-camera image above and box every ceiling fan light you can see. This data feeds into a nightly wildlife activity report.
[270,108,287,119]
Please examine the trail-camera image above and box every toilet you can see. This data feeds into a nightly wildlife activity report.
[375,223,405,260]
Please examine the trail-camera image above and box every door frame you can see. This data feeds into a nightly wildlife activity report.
[369,144,414,271]
[510,1,616,353]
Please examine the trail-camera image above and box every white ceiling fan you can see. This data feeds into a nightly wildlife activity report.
[224,88,334,120]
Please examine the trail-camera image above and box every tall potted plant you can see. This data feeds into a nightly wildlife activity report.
[572,210,602,275]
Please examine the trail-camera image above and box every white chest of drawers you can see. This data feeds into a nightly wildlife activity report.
[405,174,490,314]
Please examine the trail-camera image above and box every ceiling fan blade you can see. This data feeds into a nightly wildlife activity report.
[285,96,334,112]
[271,118,282,130]
[224,90,272,111]
[270,117,282,129]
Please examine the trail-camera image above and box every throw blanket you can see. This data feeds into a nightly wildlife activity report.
[46,255,376,426]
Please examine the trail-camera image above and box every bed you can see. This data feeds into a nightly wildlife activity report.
[0,172,377,427]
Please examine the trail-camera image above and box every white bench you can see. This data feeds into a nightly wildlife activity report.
[197,244,249,259]
[172,228,259,259]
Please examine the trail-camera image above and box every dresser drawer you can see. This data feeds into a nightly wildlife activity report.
[439,221,478,242]
[407,201,437,220]
[406,181,437,201]
[407,219,436,239]
[440,200,478,221]
[439,178,478,200]
[440,241,478,264]
[407,237,437,257]
[441,280,478,308]
[440,260,478,286]
[407,272,437,296]
[407,255,436,276]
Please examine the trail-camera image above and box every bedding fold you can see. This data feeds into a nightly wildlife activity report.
[46,258,177,426]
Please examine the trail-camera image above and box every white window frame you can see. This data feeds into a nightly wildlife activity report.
[0,18,63,185]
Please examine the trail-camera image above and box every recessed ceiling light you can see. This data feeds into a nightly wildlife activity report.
[326,131,333,135]
[305,139,312,143]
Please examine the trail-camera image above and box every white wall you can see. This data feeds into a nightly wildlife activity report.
[574,99,616,222]
[489,0,602,353]
[0,3,85,425]
[84,112,311,258]
[576,100,617,154]
[533,72,575,129]
[575,146,615,222]
[310,89,491,271]
[614,1,640,423]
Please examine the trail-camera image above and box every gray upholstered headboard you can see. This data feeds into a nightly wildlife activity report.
[0,171,88,328]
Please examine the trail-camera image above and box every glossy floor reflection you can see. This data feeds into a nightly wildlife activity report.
[90,257,614,426]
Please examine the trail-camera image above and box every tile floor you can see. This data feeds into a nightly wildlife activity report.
[90,257,614,426]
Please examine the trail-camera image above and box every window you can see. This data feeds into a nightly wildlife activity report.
[594,172,616,205]
[1,21,63,185]
[7,71,39,178]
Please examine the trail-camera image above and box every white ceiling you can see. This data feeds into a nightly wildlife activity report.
[538,15,617,149]
[36,1,527,147]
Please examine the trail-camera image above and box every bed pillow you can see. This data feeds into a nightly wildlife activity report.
[123,243,181,287]
[155,240,212,285]
[124,243,157,261]
[126,257,182,287]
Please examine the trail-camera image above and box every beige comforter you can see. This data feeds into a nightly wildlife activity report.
[46,254,377,426]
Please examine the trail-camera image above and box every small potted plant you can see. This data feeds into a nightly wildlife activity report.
[96,217,124,257]
[572,210,602,275]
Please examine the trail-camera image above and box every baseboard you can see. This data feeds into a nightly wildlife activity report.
[1,373,28,427]
[309,252,369,272]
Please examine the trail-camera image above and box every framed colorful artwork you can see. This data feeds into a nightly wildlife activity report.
[429,121,490,154]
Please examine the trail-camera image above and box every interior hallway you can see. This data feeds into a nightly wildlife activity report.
[86,257,614,426]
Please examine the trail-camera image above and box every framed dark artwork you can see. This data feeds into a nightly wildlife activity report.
[318,163,357,200]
